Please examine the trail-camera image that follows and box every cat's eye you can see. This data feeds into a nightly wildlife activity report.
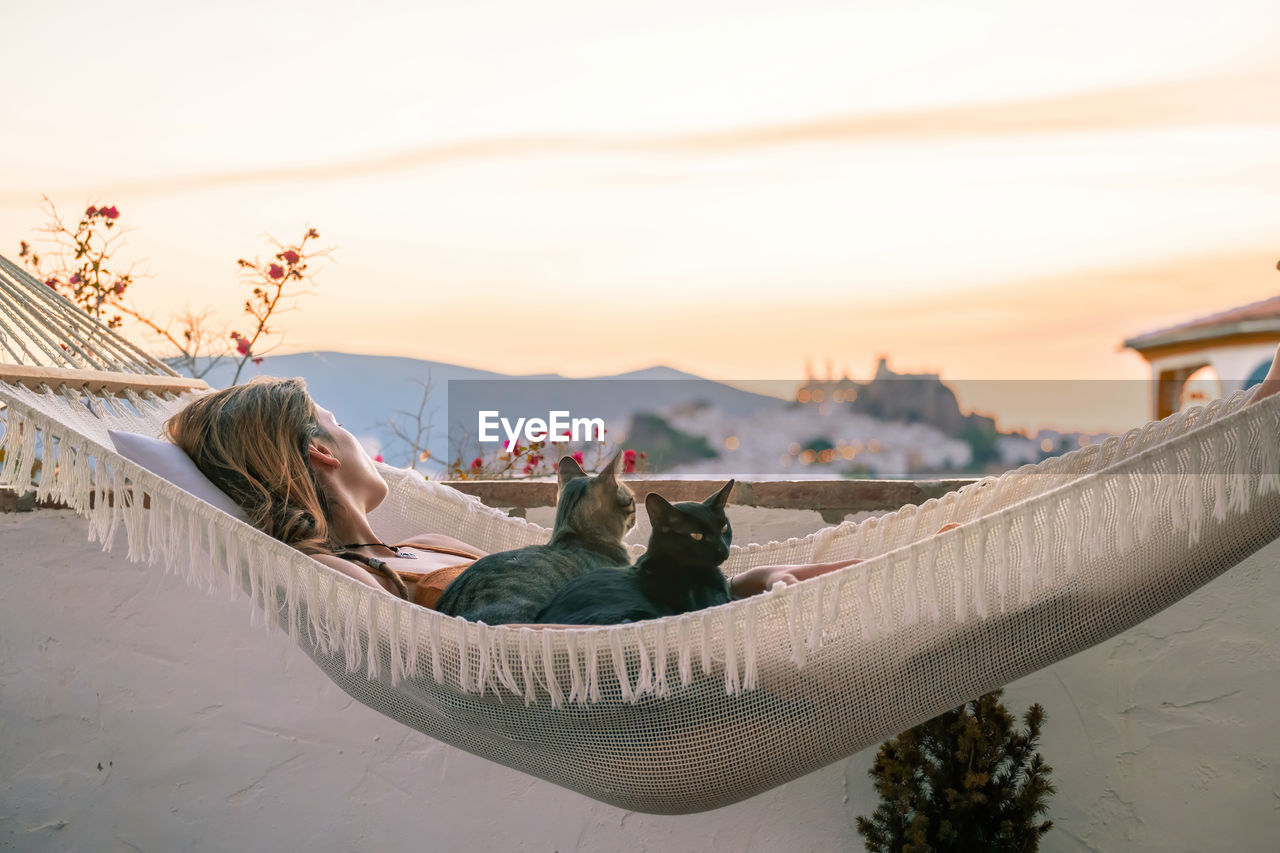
[689,532,703,540]
[720,524,728,533]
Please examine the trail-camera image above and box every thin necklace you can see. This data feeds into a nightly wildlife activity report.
[341,541,417,559]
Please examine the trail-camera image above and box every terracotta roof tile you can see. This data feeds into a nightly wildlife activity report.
[1125,294,1280,350]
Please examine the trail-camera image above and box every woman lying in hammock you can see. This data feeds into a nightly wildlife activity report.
[164,376,890,609]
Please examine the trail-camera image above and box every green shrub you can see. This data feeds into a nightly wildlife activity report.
[857,690,1055,852]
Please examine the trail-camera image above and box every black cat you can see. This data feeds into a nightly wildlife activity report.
[535,481,735,625]
[435,451,637,624]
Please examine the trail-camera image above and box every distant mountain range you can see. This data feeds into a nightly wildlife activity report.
[195,352,789,469]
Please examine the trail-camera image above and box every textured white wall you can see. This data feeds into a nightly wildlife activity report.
[2,510,1278,853]
[1148,342,1276,397]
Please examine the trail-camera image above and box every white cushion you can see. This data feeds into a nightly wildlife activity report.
[108,429,249,521]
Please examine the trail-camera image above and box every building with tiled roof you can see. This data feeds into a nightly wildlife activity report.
[1124,295,1280,419]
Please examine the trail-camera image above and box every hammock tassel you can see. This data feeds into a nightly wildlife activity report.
[741,601,759,692]
[849,561,873,642]
[305,559,327,654]
[1116,473,1134,555]
[521,628,538,705]
[586,630,603,703]
[1019,504,1037,604]
[948,534,966,623]
[542,627,566,706]
[1227,420,1252,516]
[786,583,807,668]
[388,596,406,685]
[283,547,303,645]
[635,626,655,699]
[699,610,714,676]
[994,512,1011,605]
[1084,456,1109,561]
[1062,490,1081,579]
[1259,409,1280,495]
[1188,439,1205,546]
[653,619,671,697]
[677,616,694,685]
[970,523,989,620]
[342,587,363,674]
[1132,473,1155,546]
[920,534,942,622]
[902,546,920,626]
[807,576,830,650]
[1210,423,1229,523]
[489,629,515,696]
[365,588,384,682]
[428,611,444,684]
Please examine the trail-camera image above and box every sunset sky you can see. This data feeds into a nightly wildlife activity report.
[3,0,1279,431]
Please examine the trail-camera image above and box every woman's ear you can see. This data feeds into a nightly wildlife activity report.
[308,441,341,469]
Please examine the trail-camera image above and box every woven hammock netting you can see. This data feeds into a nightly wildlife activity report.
[2,255,1278,814]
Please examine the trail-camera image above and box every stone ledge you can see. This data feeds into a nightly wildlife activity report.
[4,480,976,524]
[443,478,975,524]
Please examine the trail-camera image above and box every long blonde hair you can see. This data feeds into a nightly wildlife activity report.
[165,377,408,598]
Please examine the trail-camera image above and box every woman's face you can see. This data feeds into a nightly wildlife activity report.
[312,403,389,512]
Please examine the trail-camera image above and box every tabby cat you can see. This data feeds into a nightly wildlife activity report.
[434,450,637,624]
[535,480,735,625]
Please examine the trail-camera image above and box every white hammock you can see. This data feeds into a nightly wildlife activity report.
[3,255,1278,814]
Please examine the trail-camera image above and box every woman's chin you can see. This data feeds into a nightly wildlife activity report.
[367,482,391,513]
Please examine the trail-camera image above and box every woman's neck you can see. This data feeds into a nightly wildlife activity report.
[327,506,383,551]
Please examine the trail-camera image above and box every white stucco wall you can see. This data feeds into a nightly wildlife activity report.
[1148,342,1277,397]
[2,510,1278,852]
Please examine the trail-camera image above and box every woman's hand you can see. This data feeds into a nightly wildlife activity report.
[730,558,865,599]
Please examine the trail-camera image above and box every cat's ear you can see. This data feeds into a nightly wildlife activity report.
[645,491,674,531]
[556,455,588,491]
[705,479,735,510]
[597,448,624,485]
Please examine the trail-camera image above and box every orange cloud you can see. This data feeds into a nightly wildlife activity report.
[6,67,1276,204]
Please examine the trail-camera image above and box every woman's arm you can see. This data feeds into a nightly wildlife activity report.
[396,533,489,557]
[729,558,865,598]
[729,522,962,599]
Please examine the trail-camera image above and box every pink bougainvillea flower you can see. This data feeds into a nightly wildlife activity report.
[471,457,483,470]
[374,454,383,463]
[44,278,57,289]
[268,263,284,280]
[251,357,264,365]
[521,462,533,475]
[113,283,126,295]
[68,273,81,285]
[571,451,584,464]
[100,206,119,219]
[639,451,647,459]
[281,250,300,265]
[235,338,251,356]
[85,206,98,217]
[622,448,637,474]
